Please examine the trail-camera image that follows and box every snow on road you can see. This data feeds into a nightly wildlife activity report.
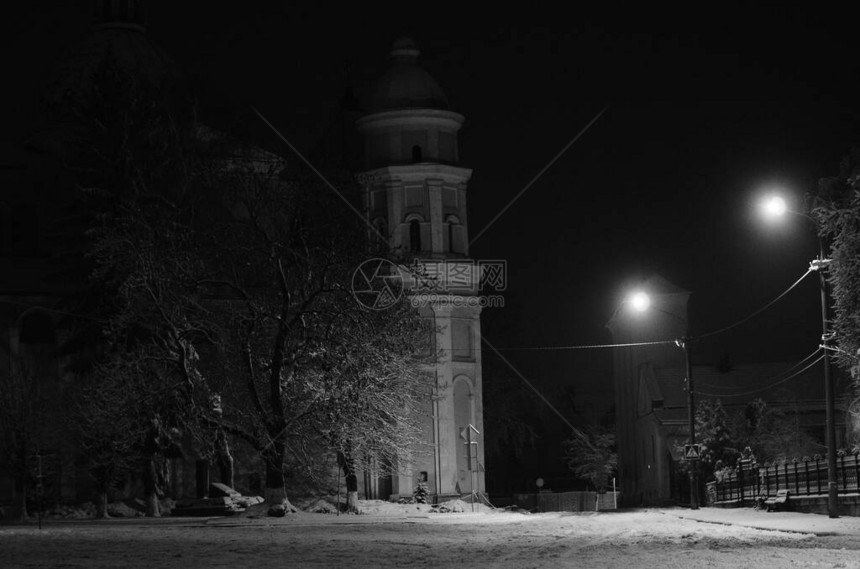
[2,504,859,568]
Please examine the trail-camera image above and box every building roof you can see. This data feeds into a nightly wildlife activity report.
[369,37,449,112]
[641,358,833,426]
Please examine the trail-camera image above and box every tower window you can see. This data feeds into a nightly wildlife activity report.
[411,145,422,163]
[445,215,460,254]
[409,219,421,252]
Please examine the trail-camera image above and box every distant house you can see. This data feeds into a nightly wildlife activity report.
[607,274,849,507]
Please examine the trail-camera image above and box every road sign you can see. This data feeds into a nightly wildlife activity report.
[459,424,480,440]
[684,444,701,460]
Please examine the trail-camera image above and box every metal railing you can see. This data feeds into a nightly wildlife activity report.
[710,450,860,506]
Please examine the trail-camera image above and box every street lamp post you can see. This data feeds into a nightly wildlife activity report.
[814,249,839,519]
[762,195,839,518]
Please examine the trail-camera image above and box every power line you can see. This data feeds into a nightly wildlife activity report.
[696,347,822,392]
[485,269,815,352]
[697,351,825,399]
[694,268,814,340]
[481,335,593,448]
[490,339,676,351]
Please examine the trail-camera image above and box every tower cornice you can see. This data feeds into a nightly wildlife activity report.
[356,164,472,185]
[356,109,465,133]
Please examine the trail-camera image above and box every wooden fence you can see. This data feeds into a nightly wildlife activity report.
[512,491,620,512]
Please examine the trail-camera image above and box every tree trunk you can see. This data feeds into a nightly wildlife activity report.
[264,447,296,516]
[345,479,359,513]
[195,459,209,498]
[339,445,360,514]
[94,489,110,519]
[216,429,234,489]
[142,456,161,517]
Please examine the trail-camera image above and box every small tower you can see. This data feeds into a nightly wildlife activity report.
[356,38,486,502]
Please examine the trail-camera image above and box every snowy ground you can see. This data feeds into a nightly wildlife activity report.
[2,501,860,568]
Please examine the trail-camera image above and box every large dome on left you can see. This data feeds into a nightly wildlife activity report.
[32,1,189,158]
[39,0,186,120]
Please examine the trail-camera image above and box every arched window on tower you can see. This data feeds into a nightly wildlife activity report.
[409,219,421,252]
[411,145,423,163]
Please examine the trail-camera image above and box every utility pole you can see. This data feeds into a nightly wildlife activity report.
[812,253,839,519]
[678,337,699,510]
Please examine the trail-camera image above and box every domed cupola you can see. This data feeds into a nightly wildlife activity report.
[371,37,450,112]
[357,37,465,171]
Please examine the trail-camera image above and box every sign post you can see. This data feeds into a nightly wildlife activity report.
[460,424,480,512]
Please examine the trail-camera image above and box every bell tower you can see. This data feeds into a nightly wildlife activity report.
[356,37,486,502]
[357,38,471,257]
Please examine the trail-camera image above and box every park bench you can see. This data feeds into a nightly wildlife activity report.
[764,489,790,512]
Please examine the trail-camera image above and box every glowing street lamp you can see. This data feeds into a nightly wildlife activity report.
[758,193,839,518]
[627,291,699,510]
[629,291,651,313]
[761,195,788,219]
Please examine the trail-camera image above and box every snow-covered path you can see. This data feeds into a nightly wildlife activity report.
[2,507,859,568]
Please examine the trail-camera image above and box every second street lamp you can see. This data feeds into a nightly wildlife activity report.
[760,194,839,518]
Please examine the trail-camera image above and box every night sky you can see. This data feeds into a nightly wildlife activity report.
[3,4,859,421]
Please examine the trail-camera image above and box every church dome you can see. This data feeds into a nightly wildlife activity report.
[31,1,189,159]
[39,1,186,119]
[370,37,449,112]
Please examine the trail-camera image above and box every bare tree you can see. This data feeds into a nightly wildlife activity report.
[82,126,429,515]
[563,426,617,492]
[56,52,428,515]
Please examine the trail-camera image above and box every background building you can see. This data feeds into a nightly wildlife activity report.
[607,274,849,506]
